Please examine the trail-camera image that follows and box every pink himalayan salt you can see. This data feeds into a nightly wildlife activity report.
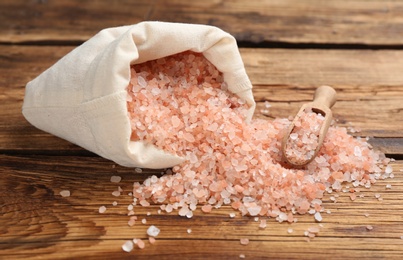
[128,216,137,227]
[59,190,70,197]
[122,240,134,252]
[112,191,121,197]
[285,109,324,165]
[136,239,145,249]
[201,204,212,213]
[240,238,249,245]
[110,175,122,183]
[127,51,387,223]
[149,237,156,244]
[259,219,267,229]
[99,206,107,214]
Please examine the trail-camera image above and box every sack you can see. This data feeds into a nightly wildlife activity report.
[22,21,256,169]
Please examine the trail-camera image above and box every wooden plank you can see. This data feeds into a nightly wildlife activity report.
[1,0,403,45]
[0,0,153,43]
[1,155,402,259]
[0,46,402,154]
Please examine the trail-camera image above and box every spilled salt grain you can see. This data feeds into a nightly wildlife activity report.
[314,212,322,222]
[287,228,293,234]
[187,228,192,234]
[147,225,160,237]
[122,240,134,252]
[112,201,118,206]
[128,216,136,227]
[60,190,70,197]
[110,175,121,183]
[99,206,106,214]
[366,225,373,230]
[240,238,249,245]
[201,204,212,213]
[229,213,236,218]
[385,165,393,174]
[135,168,143,173]
[137,239,145,249]
[125,51,390,233]
[386,184,392,189]
[308,227,320,233]
[247,206,261,216]
[239,254,246,259]
[354,146,362,157]
[112,191,121,197]
[149,237,156,244]
[259,219,267,229]
[141,218,147,224]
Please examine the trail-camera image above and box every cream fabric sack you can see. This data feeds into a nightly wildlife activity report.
[22,21,256,169]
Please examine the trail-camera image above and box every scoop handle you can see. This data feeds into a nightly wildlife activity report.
[313,85,337,108]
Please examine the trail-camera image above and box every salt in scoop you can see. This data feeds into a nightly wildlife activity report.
[282,85,337,167]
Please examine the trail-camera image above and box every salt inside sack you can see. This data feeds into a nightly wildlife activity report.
[22,22,255,169]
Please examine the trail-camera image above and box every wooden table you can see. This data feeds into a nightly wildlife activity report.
[1,1,403,259]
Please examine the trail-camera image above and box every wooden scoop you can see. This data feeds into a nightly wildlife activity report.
[281,85,337,167]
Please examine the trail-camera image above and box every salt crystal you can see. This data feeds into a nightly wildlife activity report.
[137,239,145,249]
[259,219,267,229]
[229,213,236,218]
[99,206,107,214]
[314,212,322,222]
[187,228,192,234]
[110,175,121,183]
[290,133,298,140]
[247,206,262,216]
[137,76,147,87]
[240,238,249,245]
[60,190,70,197]
[308,227,320,233]
[385,165,393,174]
[112,201,118,206]
[147,225,160,237]
[287,228,293,234]
[366,225,373,230]
[142,218,147,224]
[125,52,388,242]
[239,254,246,259]
[386,184,392,189]
[179,206,189,216]
[254,217,259,222]
[127,204,134,211]
[149,237,156,244]
[112,191,121,197]
[122,240,134,252]
[354,146,362,157]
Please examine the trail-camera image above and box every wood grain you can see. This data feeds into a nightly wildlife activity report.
[1,0,403,45]
[1,155,402,259]
[1,1,403,258]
